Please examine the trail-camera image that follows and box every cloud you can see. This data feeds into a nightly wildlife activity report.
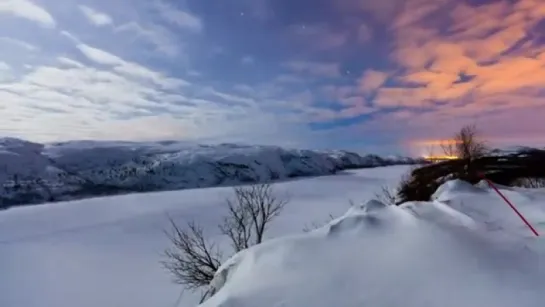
[0,62,11,81]
[0,36,38,51]
[358,70,389,93]
[357,24,373,43]
[284,61,340,78]
[115,22,180,56]
[152,0,202,32]
[241,56,255,65]
[78,5,113,27]
[75,43,189,89]
[0,0,55,27]
[364,0,545,135]
[289,24,348,51]
[57,57,85,68]
[0,61,250,142]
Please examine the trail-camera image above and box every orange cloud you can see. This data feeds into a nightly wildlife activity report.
[374,0,545,116]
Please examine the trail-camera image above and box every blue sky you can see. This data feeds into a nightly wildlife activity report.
[1,0,545,155]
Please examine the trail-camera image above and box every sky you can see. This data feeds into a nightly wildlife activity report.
[0,0,544,155]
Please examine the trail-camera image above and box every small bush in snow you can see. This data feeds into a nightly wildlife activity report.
[374,185,397,206]
[161,183,288,300]
[512,177,545,189]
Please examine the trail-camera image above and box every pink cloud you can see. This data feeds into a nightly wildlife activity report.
[357,24,373,43]
[358,69,389,93]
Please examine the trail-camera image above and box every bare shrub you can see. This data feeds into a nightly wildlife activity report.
[303,213,336,232]
[161,217,223,291]
[512,177,545,189]
[161,183,288,299]
[220,183,289,252]
[374,185,397,206]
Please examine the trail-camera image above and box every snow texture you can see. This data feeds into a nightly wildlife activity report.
[0,166,410,307]
[0,137,420,208]
[201,180,545,307]
[1,165,544,307]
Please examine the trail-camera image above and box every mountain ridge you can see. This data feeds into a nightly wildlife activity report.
[0,137,423,208]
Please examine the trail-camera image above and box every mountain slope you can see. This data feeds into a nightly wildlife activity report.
[0,138,421,208]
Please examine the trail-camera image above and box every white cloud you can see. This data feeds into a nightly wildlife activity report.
[75,42,189,89]
[0,62,12,81]
[0,60,302,144]
[0,0,55,27]
[0,36,38,51]
[57,57,85,68]
[78,5,113,27]
[76,43,124,66]
[0,62,10,70]
[60,30,79,43]
[152,0,202,32]
[115,22,180,56]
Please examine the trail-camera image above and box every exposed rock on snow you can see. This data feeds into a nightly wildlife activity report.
[0,138,421,208]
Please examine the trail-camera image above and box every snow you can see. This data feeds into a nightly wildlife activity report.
[0,165,410,307]
[0,137,419,207]
[1,164,545,307]
[200,179,545,307]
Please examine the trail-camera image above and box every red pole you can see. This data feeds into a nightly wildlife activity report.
[479,173,539,237]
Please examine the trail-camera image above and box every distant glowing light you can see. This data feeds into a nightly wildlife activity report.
[422,155,459,161]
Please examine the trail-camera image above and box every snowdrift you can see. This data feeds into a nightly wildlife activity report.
[0,137,420,208]
[200,180,545,307]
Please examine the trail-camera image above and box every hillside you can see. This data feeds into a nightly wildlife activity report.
[0,138,421,208]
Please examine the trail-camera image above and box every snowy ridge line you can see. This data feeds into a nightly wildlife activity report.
[0,137,422,208]
[200,180,545,307]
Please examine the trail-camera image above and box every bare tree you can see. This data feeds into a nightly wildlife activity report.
[162,183,288,299]
[441,124,488,160]
[161,216,223,291]
[220,183,289,252]
[441,124,488,179]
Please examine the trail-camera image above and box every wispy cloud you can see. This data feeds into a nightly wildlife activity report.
[152,0,202,32]
[284,61,340,78]
[241,55,255,65]
[0,0,55,27]
[0,36,38,51]
[57,57,85,68]
[75,43,188,89]
[358,70,389,94]
[115,22,180,56]
[78,5,113,27]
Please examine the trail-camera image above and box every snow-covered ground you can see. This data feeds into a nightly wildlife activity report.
[0,165,409,307]
[203,181,545,307]
[0,137,419,207]
[1,165,545,307]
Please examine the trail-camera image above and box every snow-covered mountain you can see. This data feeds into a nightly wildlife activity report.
[0,138,422,208]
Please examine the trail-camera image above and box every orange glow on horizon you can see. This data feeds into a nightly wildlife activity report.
[422,155,459,161]
[412,139,462,146]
